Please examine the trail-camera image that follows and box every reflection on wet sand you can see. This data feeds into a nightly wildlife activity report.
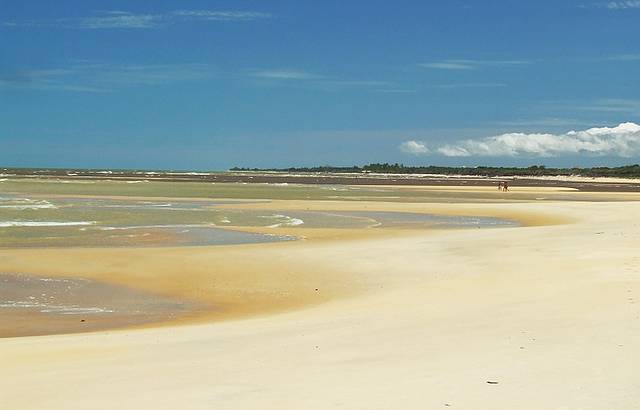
[0,273,193,338]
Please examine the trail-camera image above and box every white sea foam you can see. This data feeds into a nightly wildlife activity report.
[0,204,57,210]
[266,214,305,228]
[98,203,183,210]
[38,278,79,283]
[0,221,95,227]
[0,200,57,210]
[96,223,216,231]
[108,233,152,238]
[165,171,212,176]
[0,301,114,314]
[41,306,115,314]
[55,180,95,184]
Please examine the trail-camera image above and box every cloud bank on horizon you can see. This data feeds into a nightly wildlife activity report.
[401,122,640,158]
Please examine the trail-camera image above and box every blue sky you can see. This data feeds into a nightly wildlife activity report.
[1,0,639,170]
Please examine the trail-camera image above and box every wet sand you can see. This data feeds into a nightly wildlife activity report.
[0,273,191,338]
[1,186,640,409]
[0,197,562,338]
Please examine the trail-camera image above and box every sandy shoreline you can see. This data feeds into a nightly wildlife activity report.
[0,198,570,336]
[1,187,640,408]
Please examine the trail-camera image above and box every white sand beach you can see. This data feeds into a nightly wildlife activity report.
[1,187,639,409]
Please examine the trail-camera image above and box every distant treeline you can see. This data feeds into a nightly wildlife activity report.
[230,163,640,178]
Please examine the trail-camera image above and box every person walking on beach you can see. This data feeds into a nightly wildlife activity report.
[503,181,509,191]
[498,181,503,191]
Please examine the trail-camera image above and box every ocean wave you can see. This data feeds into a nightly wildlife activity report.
[37,278,81,283]
[0,221,95,227]
[44,306,115,315]
[0,204,57,210]
[96,223,216,231]
[0,300,114,314]
[7,179,95,184]
[95,203,184,210]
[266,214,305,228]
[0,199,57,210]
[320,185,349,191]
[108,233,152,238]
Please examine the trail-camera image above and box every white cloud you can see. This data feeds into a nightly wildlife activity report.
[250,70,321,80]
[578,99,640,114]
[430,82,507,89]
[93,63,211,85]
[79,13,162,29]
[0,63,212,92]
[321,80,390,87]
[605,1,640,9]
[434,122,640,157]
[607,54,640,61]
[374,88,417,93]
[172,10,272,21]
[399,140,430,155]
[419,62,475,70]
[418,59,529,71]
[248,69,396,92]
[3,10,272,29]
[493,118,593,127]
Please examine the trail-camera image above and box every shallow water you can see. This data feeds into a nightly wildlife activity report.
[2,177,622,203]
[0,192,521,248]
[329,211,519,229]
[0,195,296,248]
[0,183,524,337]
[0,273,191,338]
[227,210,518,230]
